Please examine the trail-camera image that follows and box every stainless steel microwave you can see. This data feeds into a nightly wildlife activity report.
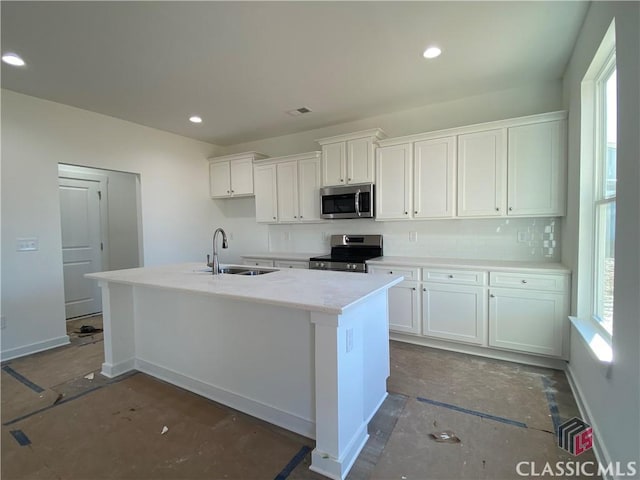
[320,183,374,219]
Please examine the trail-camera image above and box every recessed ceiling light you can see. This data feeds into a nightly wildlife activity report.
[2,53,25,67]
[189,116,203,124]
[423,46,442,59]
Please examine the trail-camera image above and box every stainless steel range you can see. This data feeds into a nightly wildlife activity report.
[309,234,383,273]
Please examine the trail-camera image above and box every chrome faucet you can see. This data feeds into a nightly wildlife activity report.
[211,228,228,275]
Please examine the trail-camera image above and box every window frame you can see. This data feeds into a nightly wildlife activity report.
[590,53,616,338]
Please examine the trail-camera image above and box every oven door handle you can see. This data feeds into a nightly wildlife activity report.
[354,189,361,217]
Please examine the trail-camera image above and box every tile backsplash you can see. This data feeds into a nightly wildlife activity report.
[267,217,561,262]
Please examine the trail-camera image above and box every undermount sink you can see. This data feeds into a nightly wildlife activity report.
[217,266,278,276]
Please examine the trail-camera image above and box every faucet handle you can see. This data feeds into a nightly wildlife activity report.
[206,254,212,268]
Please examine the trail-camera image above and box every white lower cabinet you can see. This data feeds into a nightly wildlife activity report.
[372,262,570,361]
[274,260,308,269]
[488,288,566,357]
[422,283,487,345]
[243,258,275,267]
[388,281,421,335]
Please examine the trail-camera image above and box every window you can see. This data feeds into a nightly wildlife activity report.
[575,20,617,353]
[593,64,616,335]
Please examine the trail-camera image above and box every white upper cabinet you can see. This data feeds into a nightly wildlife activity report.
[317,129,386,186]
[414,137,456,218]
[254,152,323,224]
[254,164,278,223]
[276,161,299,222]
[457,129,506,217]
[297,156,322,222]
[507,120,566,216]
[321,142,346,186]
[375,143,412,220]
[209,152,268,198]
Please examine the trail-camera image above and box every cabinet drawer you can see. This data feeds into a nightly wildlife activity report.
[368,266,420,281]
[423,269,487,286]
[489,272,567,292]
[243,258,275,268]
[274,260,308,269]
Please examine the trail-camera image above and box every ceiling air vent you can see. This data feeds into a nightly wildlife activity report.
[286,107,312,116]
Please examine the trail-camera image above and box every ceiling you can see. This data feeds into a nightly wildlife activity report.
[1,1,589,146]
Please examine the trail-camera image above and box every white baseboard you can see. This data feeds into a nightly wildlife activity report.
[310,422,369,480]
[1,335,70,362]
[135,358,316,439]
[565,364,613,480]
[101,358,136,378]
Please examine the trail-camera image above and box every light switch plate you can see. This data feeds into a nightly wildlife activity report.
[16,237,38,251]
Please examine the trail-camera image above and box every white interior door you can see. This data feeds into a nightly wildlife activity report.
[59,177,104,318]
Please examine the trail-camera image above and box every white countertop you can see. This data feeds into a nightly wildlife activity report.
[86,263,402,315]
[241,252,326,261]
[367,256,571,274]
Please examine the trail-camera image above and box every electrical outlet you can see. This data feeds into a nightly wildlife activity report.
[16,237,38,251]
[517,231,531,243]
[346,328,354,353]
[1,316,6,330]
[409,231,418,242]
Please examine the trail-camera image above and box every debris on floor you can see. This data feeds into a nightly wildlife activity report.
[429,431,461,444]
[53,393,64,405]
[84,372,95,380]
[161,425,169,435]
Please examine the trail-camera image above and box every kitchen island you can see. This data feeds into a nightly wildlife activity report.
[86,263,402,480]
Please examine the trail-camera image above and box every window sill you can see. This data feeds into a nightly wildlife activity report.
[569,316,613,364]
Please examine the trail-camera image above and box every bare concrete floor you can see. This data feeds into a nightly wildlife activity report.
[1,316,596,480]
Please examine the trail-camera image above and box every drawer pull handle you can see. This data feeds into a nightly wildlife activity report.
[389,271,393,274]
[423,288,427,291]
[521,280,528,284]
[490,294,495,298]
[448,274,454,278]
[412,287,416,291]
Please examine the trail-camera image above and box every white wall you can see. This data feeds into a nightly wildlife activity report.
[0,90,267,360]
[561,1,640,468]
[217,82,563,157]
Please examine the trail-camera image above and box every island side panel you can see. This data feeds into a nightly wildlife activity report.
[131,286,316,438]
[309,289,390,480]
[361,289,390,422]
[99,281,136,378]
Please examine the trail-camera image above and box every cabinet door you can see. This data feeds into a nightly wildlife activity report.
[422,284,487,345]
[414,137,456,218]
[230,158,254,196]
[276,161,299,222]
[321,143,346,186]
[254,164,278,223]
[388,281,421,335]
[457,129,506,217]
[243,258,275,267]
[274,260,309,269]
[298,157,321,222]
[375,144,412,220]
[209,161,231,198]
[489,288,565,356]
[347,137,374,184]
[507,120,566,216]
